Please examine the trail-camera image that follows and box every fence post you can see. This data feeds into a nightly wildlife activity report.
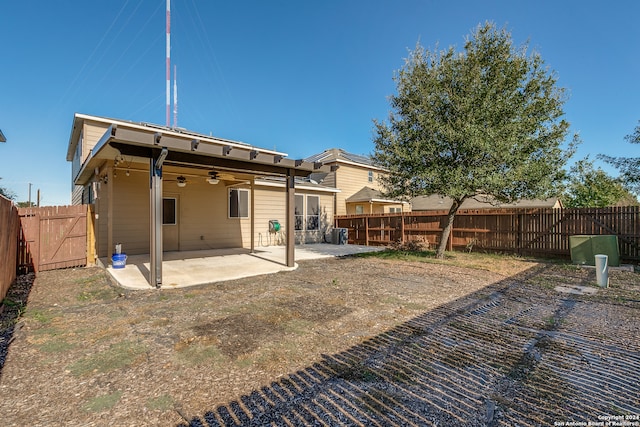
[517,212,523,256]
[365,216,369,246]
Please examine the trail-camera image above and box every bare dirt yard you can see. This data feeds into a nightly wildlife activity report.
[0,252,638,426]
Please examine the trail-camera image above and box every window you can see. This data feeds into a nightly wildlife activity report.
[368,170,374,183]
[163,198,177,225]
[82,184,94,204]
[295,194,304,231]
[389,207,401,213]
[295,194,322,231]
[306,195,320,230]
[229,188,249,218]
[355,204,364,214]
[71,132,83,187]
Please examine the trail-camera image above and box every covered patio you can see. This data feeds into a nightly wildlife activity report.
[69,114,336,288]
[100,244,384,290]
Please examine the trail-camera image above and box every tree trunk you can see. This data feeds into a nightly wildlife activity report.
[436,200,461,259]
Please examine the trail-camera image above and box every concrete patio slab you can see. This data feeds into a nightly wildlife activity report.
[100,244,384,290]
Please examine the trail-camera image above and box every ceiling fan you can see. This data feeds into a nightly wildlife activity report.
[207,171,220,185]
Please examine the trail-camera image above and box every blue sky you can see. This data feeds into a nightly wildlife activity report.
[1,0,638,205]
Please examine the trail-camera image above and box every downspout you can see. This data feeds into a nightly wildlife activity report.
[250,179,255,253]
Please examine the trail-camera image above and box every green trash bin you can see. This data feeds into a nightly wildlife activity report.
[569,235,620,267]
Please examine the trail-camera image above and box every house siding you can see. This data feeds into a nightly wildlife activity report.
[112,170,151,255]
[83,122,110,159]
[93,169,338,256]
[178,180,246,251]
[71,185,84,205]
[95,178,109,257]
[334,163,383,216]
[71,122,111,206]
[345,202,405,215]
[251,186,335,246]
[100,168,249,256]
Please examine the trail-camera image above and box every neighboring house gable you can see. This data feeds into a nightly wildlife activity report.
[305,148,405,216]
[345,186,408,214]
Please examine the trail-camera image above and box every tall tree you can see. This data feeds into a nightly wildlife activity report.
[599,121,640,195]
[373,22,576,258]
[0,177,16,201]
[563,158,638,207]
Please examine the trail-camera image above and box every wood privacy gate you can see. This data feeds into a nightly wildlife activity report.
[18,205,90,272]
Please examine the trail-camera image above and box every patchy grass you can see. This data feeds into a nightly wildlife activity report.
[68,341,147,376]
[74,273,121,302]
[173,341,225,367]
[82,391,122,412]
[3,257,638,426]
[146,394,174,411]
[355,249,539,276]
[24,308,55,324]
[38,339,76,353]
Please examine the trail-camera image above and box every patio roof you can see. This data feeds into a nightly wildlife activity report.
[70,114,327,186]
[67,113,333,288]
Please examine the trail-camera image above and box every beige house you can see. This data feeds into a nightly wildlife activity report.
[66,113,333,286]
[305,148,408,216]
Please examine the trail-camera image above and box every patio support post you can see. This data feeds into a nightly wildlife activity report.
[250,179,255,253]
[285,168,295,267]
[107,166,114,263]
[150,148,168,288]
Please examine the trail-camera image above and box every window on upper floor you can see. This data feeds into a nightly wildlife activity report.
[71,132,83,187]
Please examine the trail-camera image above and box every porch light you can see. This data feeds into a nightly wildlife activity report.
[177,176,187,187]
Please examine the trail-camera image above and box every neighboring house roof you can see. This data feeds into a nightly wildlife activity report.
[305,148,385,171]
[411,195,563,211]
[346,186,409,204]
[308,171,329,184]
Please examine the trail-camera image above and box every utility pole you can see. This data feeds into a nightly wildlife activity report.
[28,182,32,206]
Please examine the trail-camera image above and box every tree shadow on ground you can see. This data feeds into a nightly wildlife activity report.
[179,264,639,426]
[0,273,35,379]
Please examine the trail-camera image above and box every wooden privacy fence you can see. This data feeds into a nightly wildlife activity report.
[18,205,89,273]
[0,196,20,301]
[335,206,640,262]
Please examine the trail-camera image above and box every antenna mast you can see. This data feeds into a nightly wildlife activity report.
[166,0,171,127]
[173,65,178,128]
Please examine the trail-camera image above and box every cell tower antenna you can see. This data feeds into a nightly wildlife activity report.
[173,65,178,128]
[166,0,171,127]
